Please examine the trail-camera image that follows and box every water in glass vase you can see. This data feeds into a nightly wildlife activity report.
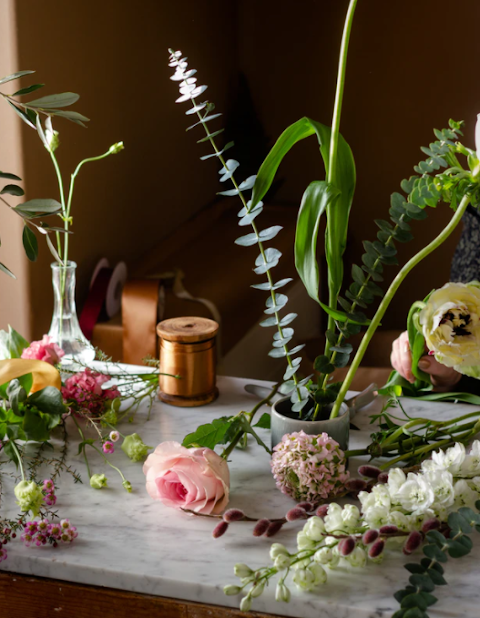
[48,262,95,366]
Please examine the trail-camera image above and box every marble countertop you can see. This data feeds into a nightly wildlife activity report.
[1,374,479,618]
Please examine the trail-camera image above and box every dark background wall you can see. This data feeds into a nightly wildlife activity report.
[2,0,479,337]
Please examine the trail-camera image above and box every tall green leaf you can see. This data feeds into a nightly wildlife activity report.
[295,180,339,303]
[22,225,38,262]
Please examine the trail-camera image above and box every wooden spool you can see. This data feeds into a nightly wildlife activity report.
[156,316,219,407]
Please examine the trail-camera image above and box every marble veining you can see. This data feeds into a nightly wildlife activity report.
[1,373,479,618]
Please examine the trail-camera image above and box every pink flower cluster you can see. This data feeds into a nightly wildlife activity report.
[62,369,120,418]
[43,478,57,506]
[21,335,64,365]
[21,518,78,548]
[0,546,7,562]
[271,431,350,503]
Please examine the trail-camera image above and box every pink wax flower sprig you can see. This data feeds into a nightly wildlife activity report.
[21,335,64,365]
[271,431,350,503]
[102,441,115,454]
[43,478,57,506]
[21,518,78,548]
[62,368,120,419]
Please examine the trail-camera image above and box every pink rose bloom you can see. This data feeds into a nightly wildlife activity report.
[62,368,120,418]
[21,335,64,365]
[143,441,230,514]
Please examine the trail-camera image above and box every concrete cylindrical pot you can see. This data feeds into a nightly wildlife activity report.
[271,396,350,451]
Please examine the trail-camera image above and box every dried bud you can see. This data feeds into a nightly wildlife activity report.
[421,518,440,533]
[379,525,398,535]
[223,509,245,523]
[362,529,379,545]
[377,472,389,484]
[316,504,329,518]
[297,501,314,512]
[368,539,385,558]
[403,531,423,555]
[358,465,381,479]
[265,520,284,537]
[213,521,229,539]
[345,478,367,493]
[286,507,308,521]
[253,518,270,537]
[338,536,356,556]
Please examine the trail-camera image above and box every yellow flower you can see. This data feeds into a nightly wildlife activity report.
[419,282,480,377]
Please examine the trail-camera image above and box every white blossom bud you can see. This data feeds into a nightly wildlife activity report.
[313,546,333,564]
[250,582,265,598]
[240,596,252,612]
[275,582,291,602]
[303,516,325,541]
[224,585,242,596]
[274,554,291,570]
[297,531,317,550]
[346,546,367,568]
[234,563,253,579]
[269,543,289,560]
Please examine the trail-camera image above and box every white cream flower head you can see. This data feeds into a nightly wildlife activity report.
[419,282,480,377]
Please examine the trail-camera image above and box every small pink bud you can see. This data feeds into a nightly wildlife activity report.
[213,521,229,539]
[377,472,389,484]
[339,536,356,556]
[253,519,270,537]
[403,531,423,555]
[362,529,379,545]
[297,501,314,512]
[223,509,245,523]
[358,465,381,479]
[346,478,367,492]
[379,525,398,535]
[368,539,385,558]
[316,505,329,518]
[286,507,308,522]
[421,518,440,533]
[265,521,284,537]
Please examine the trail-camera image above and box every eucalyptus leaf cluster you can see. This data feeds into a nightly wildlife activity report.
[393,501,480,618]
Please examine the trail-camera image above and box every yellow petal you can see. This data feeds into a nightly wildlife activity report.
[0,359,62,393]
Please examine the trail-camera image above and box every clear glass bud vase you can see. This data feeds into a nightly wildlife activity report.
[48,261,95,366]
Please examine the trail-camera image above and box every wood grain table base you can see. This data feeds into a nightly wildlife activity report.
[0,571,277,618]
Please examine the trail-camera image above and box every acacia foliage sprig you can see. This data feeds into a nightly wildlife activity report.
[314,120,476,397]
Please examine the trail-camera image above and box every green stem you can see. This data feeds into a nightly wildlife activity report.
[330,194,471,418]
[91,444,127,482]
[10,441,25,481]
[72,415,92,478]
[324,0,359,355]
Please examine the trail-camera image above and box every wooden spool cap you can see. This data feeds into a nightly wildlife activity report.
[156,316,219,343]
[156,316,219,407]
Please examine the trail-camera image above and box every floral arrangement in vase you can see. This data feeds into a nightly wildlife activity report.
[0,70,124,363]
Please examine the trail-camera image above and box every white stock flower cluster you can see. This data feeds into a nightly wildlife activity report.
[360,441,480,531]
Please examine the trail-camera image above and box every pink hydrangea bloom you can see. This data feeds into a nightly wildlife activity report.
[270,431,349,503]
[21,335,64,365]
[61,369,120,419]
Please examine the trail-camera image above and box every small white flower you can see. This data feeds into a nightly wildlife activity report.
[324,503,344,533]
[395,473,435,515]
[423,469,455,510]
[109,430,120,443]
[234,563,253,579]
[459,441,480,478]
[250,582,265,598]
[363,505,390,529]
[297,531,317,550]
[346,546,367,568]
[389,510,411,532]
[387,468,407,496]
[275,583,291,603]
[431,443,466,475]
[313,546,333,564]
[240,596,252,612]
[341,504,361,531]
[454,479,479,509]
[303,516,325,541]
[274,554,291,570]
[270,543,289,560]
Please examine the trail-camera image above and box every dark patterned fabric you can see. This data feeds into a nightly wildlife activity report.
[450,206,480,282]
[450,206,480,394]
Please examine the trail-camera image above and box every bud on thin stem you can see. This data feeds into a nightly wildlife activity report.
[286,507,307,522]
[358,465,381,479]
[297,502,314,512]
[368,539,385,558]
[345,478,367,492]
[316,505,329,518]
[422,518,440,533]
[362,529,379,545]
[403,531,423,555]
[253,519,270,537]
[379,525,398,535]
[339,536,356,556]
[377,472,389,484]
[213,521,229,538]
[223,509,245,523]
[266,520,284,537]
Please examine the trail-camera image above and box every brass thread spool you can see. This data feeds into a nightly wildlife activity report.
[156,316,219,407]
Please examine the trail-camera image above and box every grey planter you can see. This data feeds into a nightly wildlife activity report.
[271,396,350,451]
